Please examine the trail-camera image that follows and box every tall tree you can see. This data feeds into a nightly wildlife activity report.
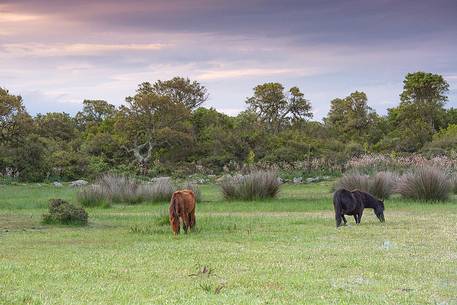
[116,82,192,174]
[399,72,449,132]
[324,91,378,143]
[75,99,116,129]
[0,87,32,144]
[146,76,208,110]
[246,83,312,133]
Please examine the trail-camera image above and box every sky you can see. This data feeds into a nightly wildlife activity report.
[1,0,457,120]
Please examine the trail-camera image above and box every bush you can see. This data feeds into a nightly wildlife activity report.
[335,173,370,193]
[42,199,88,225]
[396,167,451,201]
[369,171,398,200]
[220,171,280,200]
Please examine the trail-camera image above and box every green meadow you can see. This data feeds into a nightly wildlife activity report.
[1,182,456,305]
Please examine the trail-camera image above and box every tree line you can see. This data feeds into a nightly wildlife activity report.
[1,72,456,182]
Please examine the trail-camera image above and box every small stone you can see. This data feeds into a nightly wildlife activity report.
[382,240,393,250]
[70,180,88,187]
[293,177,303,184]
[53,181,63,187]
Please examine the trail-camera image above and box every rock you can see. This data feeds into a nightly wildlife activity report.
[277,177,284,184]
[382,240,393,250]
[53,182,63,187]
[293,177,303,184]
[306,177,321,184]
[150,177,171,184]
[70,180,88,187]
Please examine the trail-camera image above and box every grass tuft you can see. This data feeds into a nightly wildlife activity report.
[220,170,280,200]
[396,166,451,201]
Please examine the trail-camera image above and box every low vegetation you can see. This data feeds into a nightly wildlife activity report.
[220,170,280,200]
[42,198,88,225]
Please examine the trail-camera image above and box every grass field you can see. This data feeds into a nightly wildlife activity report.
[1,182,457,305]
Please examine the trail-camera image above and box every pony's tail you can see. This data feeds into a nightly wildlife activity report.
[333,193,343,227]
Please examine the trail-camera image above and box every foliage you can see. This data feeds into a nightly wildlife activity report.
[42,198,88,225]
[1,72,455,182]
[396,167,451,201]
[325,91,380,144]
[246,83,312,133]
[220,171,280,200]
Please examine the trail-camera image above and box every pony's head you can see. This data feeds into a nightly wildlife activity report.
[374,199,385,222]
[170,213,180,235]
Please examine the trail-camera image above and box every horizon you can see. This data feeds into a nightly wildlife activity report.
[1,0,457,120]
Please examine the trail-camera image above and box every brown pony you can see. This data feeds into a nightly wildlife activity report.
[169,190,196,235]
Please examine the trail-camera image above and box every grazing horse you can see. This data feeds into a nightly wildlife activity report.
[169,190,196,235]
[333,189,385,227]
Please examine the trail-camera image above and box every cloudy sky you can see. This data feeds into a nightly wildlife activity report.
[1,0,456,119]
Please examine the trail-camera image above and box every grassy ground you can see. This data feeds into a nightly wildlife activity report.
[1,182,456,305]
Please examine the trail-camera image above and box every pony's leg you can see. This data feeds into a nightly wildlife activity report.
[341,215,347,225]
[353,215,358,223]
[189,211,196,229]
[357,211,363,224]
[182,214,190,233]
[335,213,343,227]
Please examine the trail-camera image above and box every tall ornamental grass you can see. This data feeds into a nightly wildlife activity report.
[220,171,280,200]
[396,167,451,202]
[335,171,398,199]
[77,174,201,206]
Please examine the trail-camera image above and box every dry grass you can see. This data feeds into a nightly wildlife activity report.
[396,166,451,201]
[220,171,280,200]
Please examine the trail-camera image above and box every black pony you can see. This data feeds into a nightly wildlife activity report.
[333,189,385,227]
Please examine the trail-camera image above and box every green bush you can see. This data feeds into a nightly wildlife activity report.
[220,171,280,200]
[396,167,451,201]
[42,199,88,225]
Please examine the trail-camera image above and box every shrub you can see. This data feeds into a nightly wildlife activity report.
[396,167,451,201]
[42,199,88,225]
[220,171,280,200]
[334,173,370,193]
[368,171,398,200]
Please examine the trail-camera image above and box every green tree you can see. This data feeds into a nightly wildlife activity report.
[115,83,193,174]
[75,99,116,130]
[0,87,32,144]
[147,76,208,110]
[35,112,78,142]
[246,83,312,133]
[324,91,379,144]
[399,72,449,132]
